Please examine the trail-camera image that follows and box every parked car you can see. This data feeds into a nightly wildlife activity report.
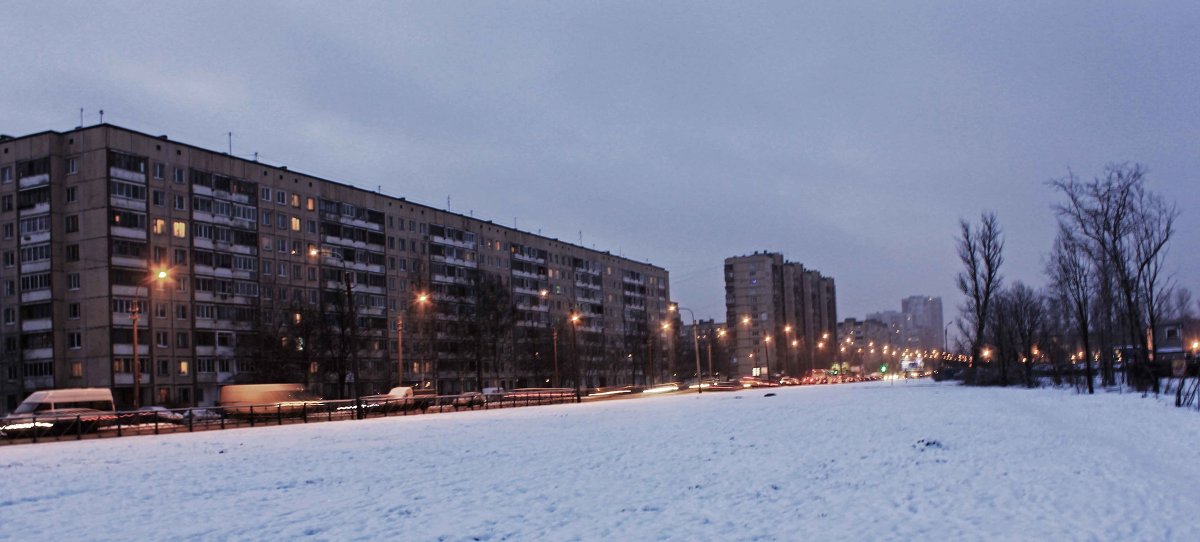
[453,392,487,409]
[362,386,416,412]
[135,406,185,424]
[182,408,225,422]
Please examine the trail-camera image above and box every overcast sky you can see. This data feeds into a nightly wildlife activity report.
[2,1,1197,322]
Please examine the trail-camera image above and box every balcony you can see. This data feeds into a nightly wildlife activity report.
[110,167,146,183]
[20,289,52,304]
[113,373,150,386]
[21,318,52,333]
[18,173,49,189]
[24,375,54,390]
[23,347,53,360]
[111,255,148,269]
[111,226,147,240]
[109,196,147,212]
[112,344,150,356]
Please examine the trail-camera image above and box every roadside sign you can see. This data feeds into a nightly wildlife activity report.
[1172,359,1186,378]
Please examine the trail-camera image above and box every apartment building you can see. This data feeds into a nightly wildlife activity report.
[723,251,837,379]
[0,124,670,413]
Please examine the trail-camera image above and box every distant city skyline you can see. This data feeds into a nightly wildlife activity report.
[2,2,1197,321]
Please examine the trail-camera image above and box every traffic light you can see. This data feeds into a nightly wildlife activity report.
[880,364,887,373]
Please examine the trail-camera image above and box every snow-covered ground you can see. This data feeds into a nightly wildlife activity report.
[3,381,1199,541]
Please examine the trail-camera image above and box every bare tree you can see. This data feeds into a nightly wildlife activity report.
[1051,164,1178,392]
[956,212,1004,377]
[1047,225,1095,393]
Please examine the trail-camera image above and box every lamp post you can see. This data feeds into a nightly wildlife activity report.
[569,311,581,402]
[540,289,560,388]
[131,268,169,409]
[396,314,404,387]
[710,328,725,381]
[763,335,772,380]
[671,305,703,394]
[415,292,431,391]
[784,324,794,377]
[131,302,141,409]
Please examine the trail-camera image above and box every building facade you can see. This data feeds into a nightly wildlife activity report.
[723,252,837,379]
[0,124,670,413]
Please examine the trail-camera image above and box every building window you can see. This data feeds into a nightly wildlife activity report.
[156,331,169,348]
[174,248,188,265]
[176,332,190,348]
[66,186,78,203]
[174,194,186,210]
[67,158,79,175]
[178,360,190,376]
[173,168,185,183]
[65,215,79,233]
[261,187,271,201]
[2,251,11,268]
[68,332,83,349]
[275,190,286,204]
[153,163,165,180]
[290,216,301,231]
[2,223,10,239]
[172,221,187,238]
[0,166,11,184]
[68,303,80,319]
[306,197,315,211]
[71,362,83,378]
[261,211,272,226]
[2,195,12,212]
[152,218,166,235]
[2,307,13,324]
[152,190,165,206]
[66,244,79,262]
[68,273,80,290]
[158,359,170,377]
[176,304,188,320]
[290,193,300,207]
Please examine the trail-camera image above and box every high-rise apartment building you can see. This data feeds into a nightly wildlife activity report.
[723,252,836,379]
[901,296,944,351]
[0,124,671,413]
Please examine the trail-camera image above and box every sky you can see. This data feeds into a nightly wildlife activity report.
[1,1,1197,322]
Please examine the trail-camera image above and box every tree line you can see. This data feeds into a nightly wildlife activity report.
[954,163,1197,406]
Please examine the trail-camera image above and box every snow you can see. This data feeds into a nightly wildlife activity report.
[3,381,1200,541]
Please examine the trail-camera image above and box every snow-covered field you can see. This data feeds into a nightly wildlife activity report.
[3,381,1199,541]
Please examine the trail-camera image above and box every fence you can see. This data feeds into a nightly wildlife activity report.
[0,389,579,446]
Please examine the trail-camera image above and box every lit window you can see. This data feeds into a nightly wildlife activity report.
[71,362,83,378]
[291,194,300,208]
[172,221,187,238]
[290,217,301,231]
[152,219,166,235]
[178,360,190,376]
[306,197,315,211]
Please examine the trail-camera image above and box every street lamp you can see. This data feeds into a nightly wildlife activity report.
[671,306,703,394]
[763,335,772,380]
[415,292,431,391]
[541,289,560,387]
[131,268,170,409]
[569,311,582,402]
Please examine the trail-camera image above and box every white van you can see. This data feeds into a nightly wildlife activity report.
[218,383,324,418]
[1,388,116,436]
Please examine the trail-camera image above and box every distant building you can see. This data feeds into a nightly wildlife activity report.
[723,252,836,379]
[902,296,944,351]
[865,296,944,353]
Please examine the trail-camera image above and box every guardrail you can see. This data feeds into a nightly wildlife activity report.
[0,389,580,446]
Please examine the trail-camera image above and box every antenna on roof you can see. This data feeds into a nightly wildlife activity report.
[99,109,104,123]
[253,152,258,162]
[447,196,450,210]
[579,230,583,244]
[227,132,232,155]
[78,108,83,128]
